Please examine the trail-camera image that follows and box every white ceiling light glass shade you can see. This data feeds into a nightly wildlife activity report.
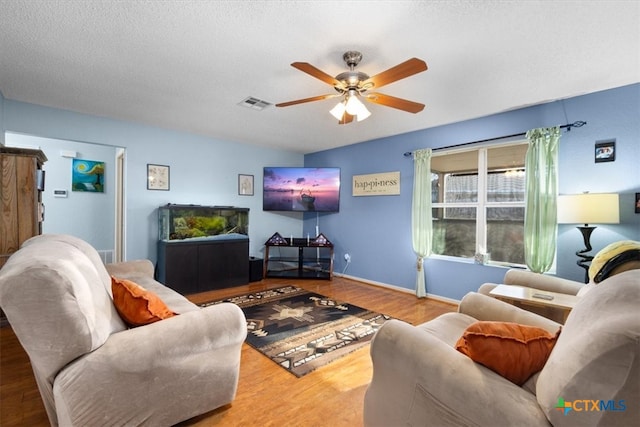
[329,101,346,120]
[356,105,371,121]
[345,90,365,115]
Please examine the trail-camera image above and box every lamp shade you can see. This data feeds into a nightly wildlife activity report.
[345,92,370,118]
[557,193,620,225]
[356,106,371,121]
[329,102,346,120]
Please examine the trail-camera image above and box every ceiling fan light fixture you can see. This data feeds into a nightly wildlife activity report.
[330,90,371,123]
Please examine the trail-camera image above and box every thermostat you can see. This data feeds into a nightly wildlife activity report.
[53,189,68,198]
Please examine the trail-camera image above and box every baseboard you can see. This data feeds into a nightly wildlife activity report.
[333,273,460,305]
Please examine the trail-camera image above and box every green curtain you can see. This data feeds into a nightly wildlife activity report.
[412,148,433,297]
[524,126,560,273]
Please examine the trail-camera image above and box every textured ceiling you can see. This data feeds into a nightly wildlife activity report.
[1,1,638,154]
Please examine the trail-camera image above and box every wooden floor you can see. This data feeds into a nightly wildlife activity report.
[0,277,456,427]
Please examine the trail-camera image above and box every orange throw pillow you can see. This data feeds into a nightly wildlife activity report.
[455,321,560,385]
[111,276,177,327]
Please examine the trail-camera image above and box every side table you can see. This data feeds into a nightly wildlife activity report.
[488,284,579,323]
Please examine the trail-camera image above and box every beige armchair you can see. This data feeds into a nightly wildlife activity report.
[364,269,639,426]
[0,234,247,426]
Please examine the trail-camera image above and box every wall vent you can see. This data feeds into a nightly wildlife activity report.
[97,250,114,265]
[239,97,272,110]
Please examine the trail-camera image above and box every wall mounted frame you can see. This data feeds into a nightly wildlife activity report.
[147,164,170,190]
[238,174,254,196]
[595,140,615,163]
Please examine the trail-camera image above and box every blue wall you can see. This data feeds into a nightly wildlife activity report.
[305,84,640,299]
[6,133,118,253]
[2,99,305,262]
[2,85,638,301]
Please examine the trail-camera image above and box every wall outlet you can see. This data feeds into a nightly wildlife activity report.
[344,253,351,263]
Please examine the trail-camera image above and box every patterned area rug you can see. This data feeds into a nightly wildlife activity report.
[200,286,391,377]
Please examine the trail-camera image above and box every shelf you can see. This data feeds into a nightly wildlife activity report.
[267,257,332,263]
[265,269,332,279]
[263,232,334,280]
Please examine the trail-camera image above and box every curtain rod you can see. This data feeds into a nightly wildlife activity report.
[402,120,587,157]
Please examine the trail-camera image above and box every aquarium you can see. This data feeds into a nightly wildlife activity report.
[158,204,249,241]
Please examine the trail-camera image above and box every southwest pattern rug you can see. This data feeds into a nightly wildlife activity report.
[200,286,391,377]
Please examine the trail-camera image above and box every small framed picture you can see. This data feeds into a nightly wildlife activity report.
[238,174,254,196]
[72,159,105,193]
[595,140,615,163]
[636,193,640,214]
[147,164,170,190]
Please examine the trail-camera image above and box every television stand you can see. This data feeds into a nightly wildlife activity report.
[263,232,334,280]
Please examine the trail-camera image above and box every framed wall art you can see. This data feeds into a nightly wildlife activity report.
[238,174,254,196]
[595,140,615,163]
[147,164,170,190]
[72,159,105,192]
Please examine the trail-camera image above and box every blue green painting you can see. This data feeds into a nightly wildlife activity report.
[72,159,105,192]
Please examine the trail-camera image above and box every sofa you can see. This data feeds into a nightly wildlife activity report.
[363,269,639,426]
[0,234,247,426]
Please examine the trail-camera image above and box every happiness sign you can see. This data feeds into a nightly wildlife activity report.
[352,171,400,196]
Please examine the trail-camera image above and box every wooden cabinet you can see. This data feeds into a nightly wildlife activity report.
[157,238,249,295]
[1,147,47,326]
[1,147,47,269]
[263,232,334,280]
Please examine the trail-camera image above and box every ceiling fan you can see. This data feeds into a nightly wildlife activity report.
[276,51,428,124]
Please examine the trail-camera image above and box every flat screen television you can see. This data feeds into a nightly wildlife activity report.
[263,167,340,212]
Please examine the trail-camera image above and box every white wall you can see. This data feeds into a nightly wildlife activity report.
[0,91,5,145]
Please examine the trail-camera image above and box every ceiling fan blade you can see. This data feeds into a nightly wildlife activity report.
[276,94,339,108]
[363,58,427,90]
[365,92,425,113]
[339,112,355,124]
[291,62,344,88]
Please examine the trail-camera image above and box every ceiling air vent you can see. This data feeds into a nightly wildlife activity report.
[239,97,271,111]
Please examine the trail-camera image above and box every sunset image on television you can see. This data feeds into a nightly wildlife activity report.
[263,167,340,212]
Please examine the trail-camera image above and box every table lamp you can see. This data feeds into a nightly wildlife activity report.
[557,192,620,283]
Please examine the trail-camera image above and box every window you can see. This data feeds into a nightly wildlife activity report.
[431,142,527,265]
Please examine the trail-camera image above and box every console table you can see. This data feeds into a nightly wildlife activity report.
[263,232,334,280]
